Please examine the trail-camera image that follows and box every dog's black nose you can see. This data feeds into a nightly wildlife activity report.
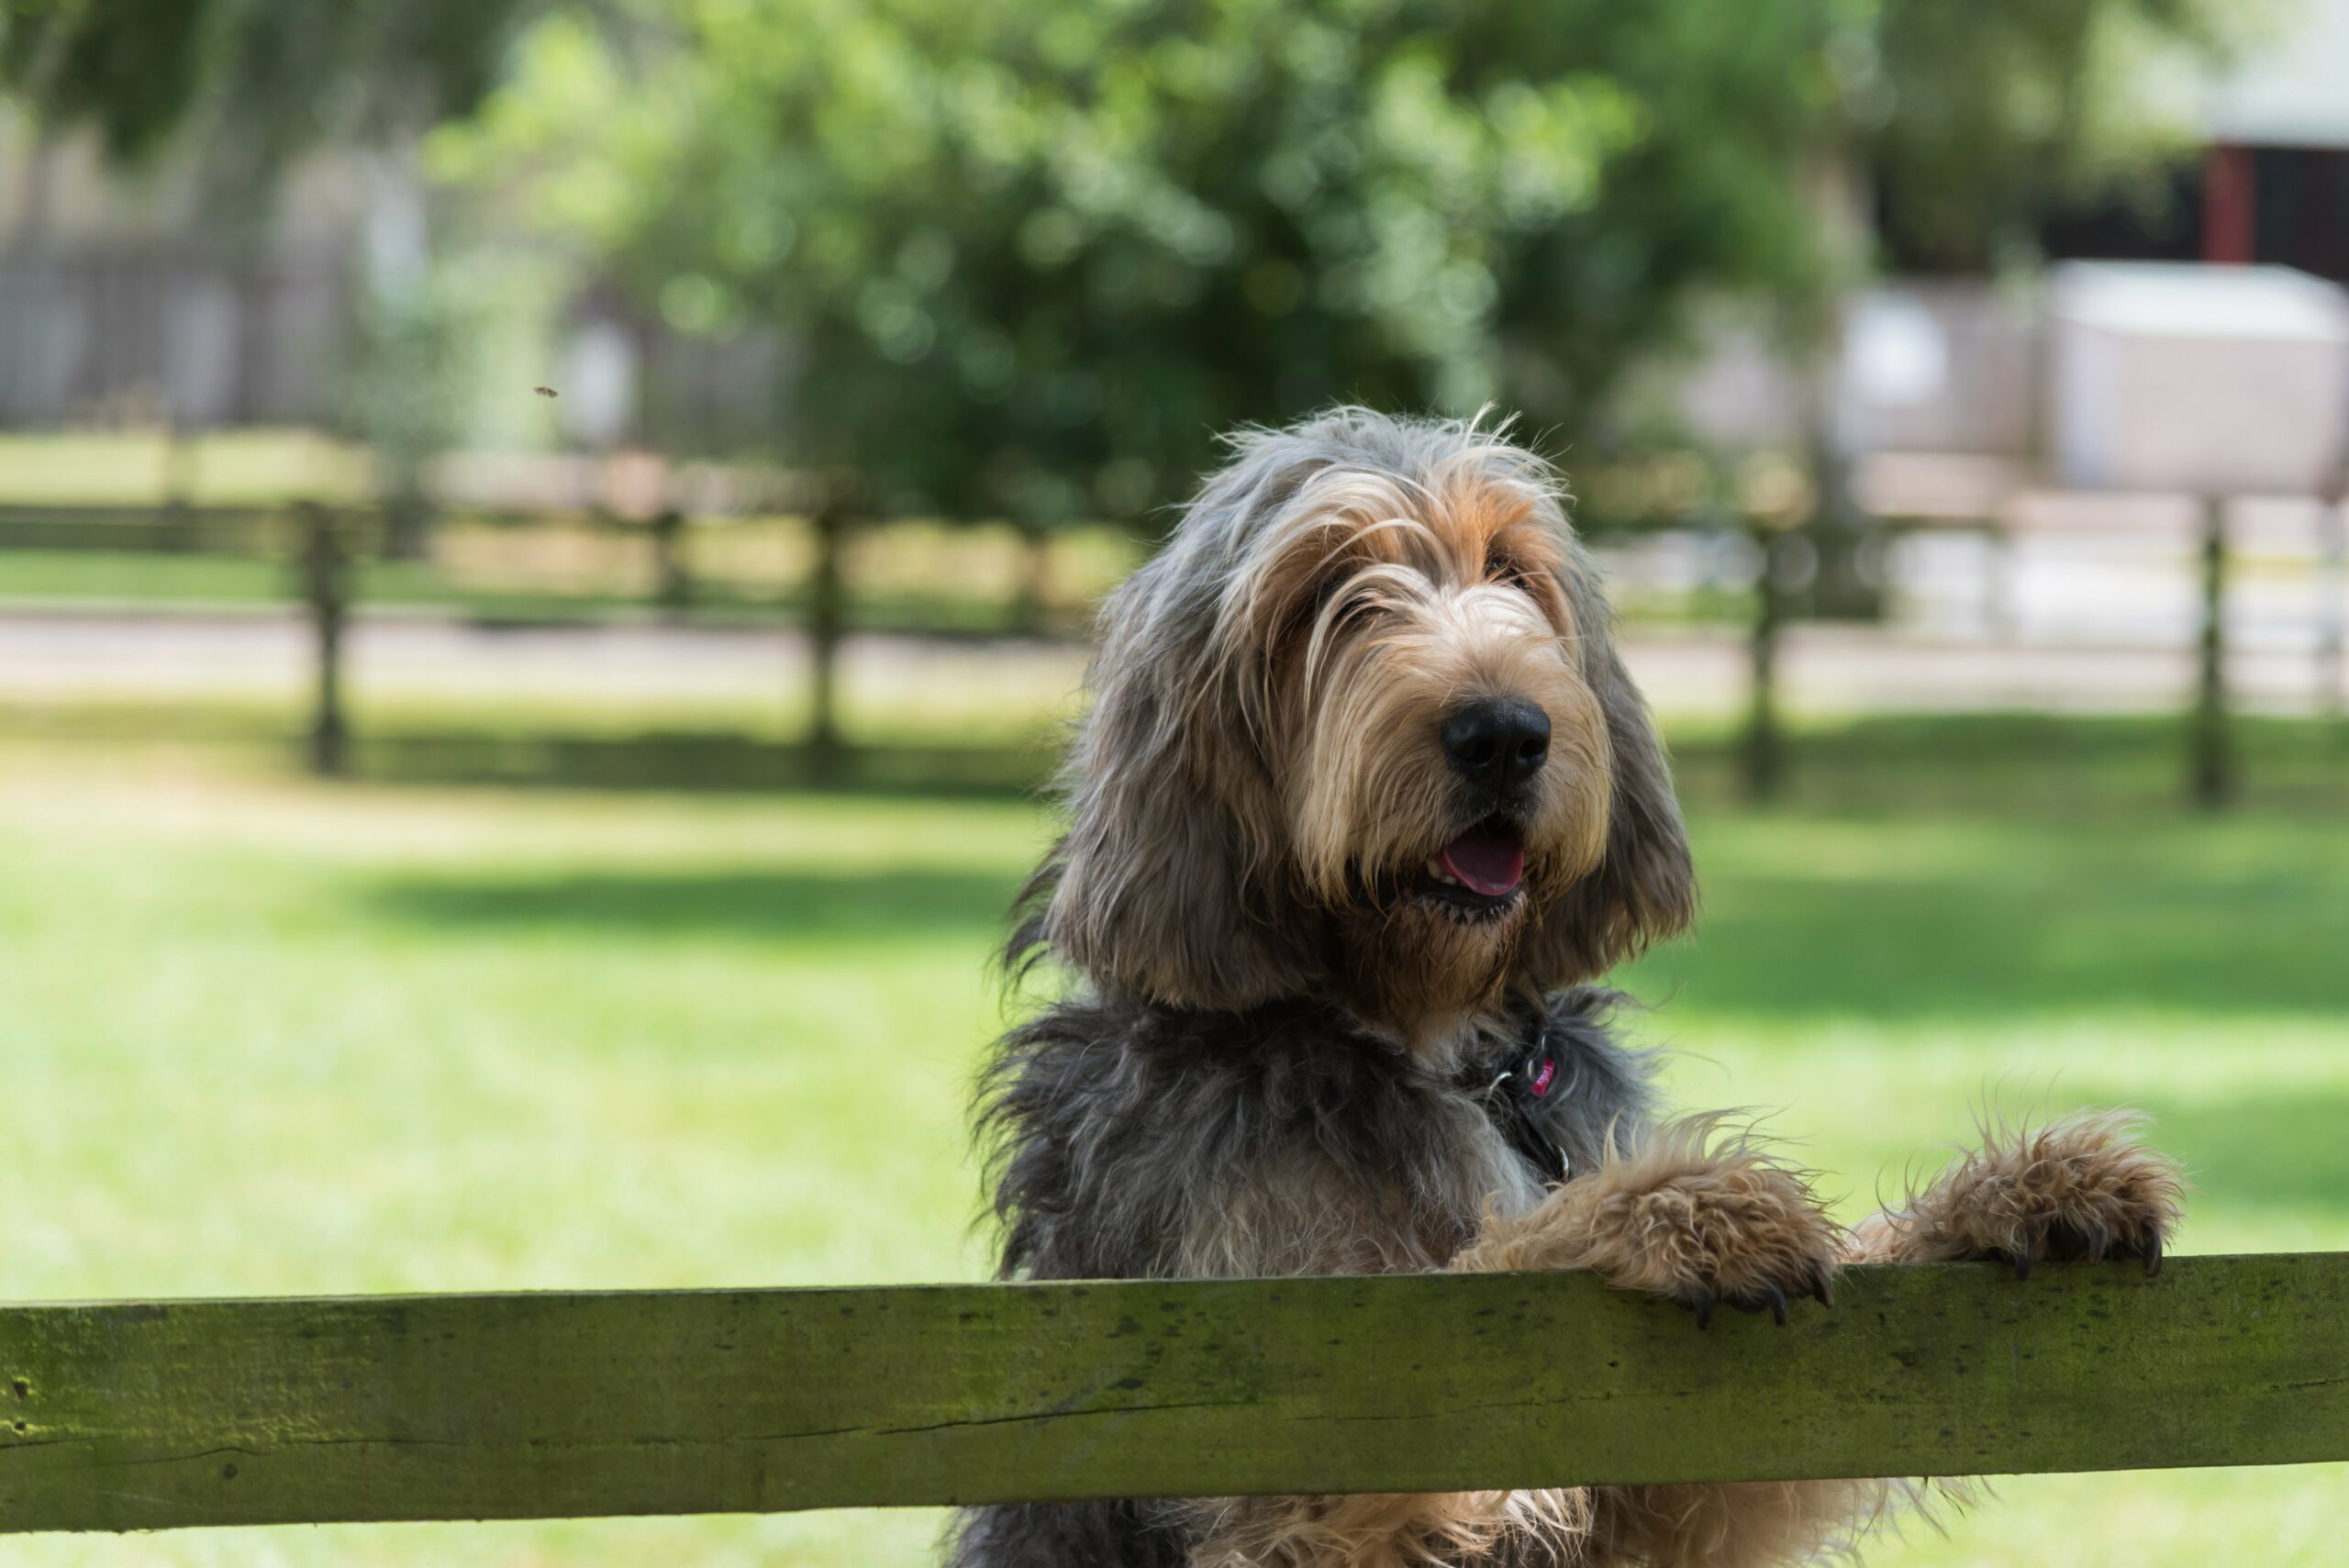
[1440,697,1550,790]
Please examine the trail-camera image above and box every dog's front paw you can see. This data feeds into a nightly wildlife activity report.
[1877,1110,2185,1278]
[1584,1138,1842,1329]
[1463,1118,1840,1329]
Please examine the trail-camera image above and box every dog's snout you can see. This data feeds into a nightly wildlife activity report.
[1440,697,1550,790]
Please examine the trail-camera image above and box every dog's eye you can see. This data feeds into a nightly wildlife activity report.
[1278,575,1346,644]
[1485,550,1534,591]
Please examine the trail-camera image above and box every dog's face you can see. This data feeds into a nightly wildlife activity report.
[1026,411,1693,1038]
[1235,464,1618,1023]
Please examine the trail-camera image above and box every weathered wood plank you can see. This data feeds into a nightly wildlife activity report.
[0,1253,2342,1533]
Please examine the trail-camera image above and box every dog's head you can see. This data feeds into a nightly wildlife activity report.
[1019,408,1693,1036]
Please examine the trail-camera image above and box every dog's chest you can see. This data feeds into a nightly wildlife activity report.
[1173,1064,1551,1277]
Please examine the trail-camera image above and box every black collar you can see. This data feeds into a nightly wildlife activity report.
[1464,1008,1572,1184]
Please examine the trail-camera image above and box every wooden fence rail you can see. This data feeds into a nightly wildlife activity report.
[0,1252,2342,1534]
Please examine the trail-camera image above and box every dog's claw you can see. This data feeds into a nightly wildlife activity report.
[1687,1276,1818,1328]
[1994,1217,2169,1279]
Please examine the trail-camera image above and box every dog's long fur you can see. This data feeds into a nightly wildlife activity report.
[953,409,2183,1568]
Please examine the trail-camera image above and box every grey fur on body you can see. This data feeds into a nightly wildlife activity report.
[953,990,1656,1568]
[980,988,1653,1284]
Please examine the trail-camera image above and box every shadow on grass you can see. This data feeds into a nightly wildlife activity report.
[373,867,1022,940]
[346,733,1051,797]
[1614,712,2349,1022]
[1669,711,2349,817]
[1641,858,2349,1021]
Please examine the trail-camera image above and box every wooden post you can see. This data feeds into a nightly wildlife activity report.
[2202,144,2256,265]
[384,488,431,562]
[160,420,198,552]
[2190,497,2232,808]
[2320,497,2345,722]
[1743,524,1786,802]
[651,508,692,616]
[1014,520,1053,636]
[300,504,350,778]
[1985,521,2017,641]
[805,503,846,784]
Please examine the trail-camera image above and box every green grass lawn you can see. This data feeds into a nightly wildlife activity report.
[1,733,2345,1566]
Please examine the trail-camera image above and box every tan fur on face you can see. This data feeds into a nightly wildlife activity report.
[1227,462,1611,895]
[1212,462,1616,1029]
[1025,409,1695,1019]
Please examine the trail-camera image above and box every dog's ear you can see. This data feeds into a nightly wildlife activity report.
[1518,551,1697,984]
[1009,557,1314,1010]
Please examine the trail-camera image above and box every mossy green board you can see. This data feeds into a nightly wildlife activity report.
[0,1254,2338,1532]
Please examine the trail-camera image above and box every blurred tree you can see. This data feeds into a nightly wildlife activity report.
[440,0,1864,502]
[432,0,1850,770]
[7,0,2248,746]
[1861,0,2252,271]
[1,0,530,210]
[4,0,540,554]
[1782,0,2247,623]
[427,0,2243,768]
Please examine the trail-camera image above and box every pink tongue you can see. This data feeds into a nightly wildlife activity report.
[1440,830,1525,897]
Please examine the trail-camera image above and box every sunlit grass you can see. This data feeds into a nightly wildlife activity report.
[0,424,1147,634]
[0,429,371,506]
[0,732,2344,1564]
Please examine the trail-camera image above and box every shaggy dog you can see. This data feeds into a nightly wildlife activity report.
[952,409,2184,1568]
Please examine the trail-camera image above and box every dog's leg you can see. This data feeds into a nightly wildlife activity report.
[1187,1120,1880,1567]
[1450,1118,1878,1568]
[1455,1117,1839,1318]
[1820,1111,2188,1549]
[1847,1108,2185,1275]
[1183,1485,1588,1568]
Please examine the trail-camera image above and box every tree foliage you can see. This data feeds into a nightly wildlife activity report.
[1859,0,2252,270]
[435,0,1848,525]
[1,0,531,204]
[10,0,2252,504]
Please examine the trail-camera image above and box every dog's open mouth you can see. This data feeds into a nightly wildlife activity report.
[1417,819,1526,915]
